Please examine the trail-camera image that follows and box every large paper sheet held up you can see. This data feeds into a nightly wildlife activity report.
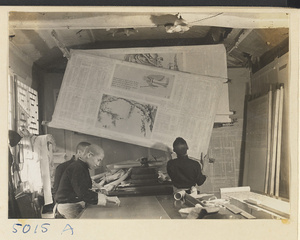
[77,44,232,122]
[49,51,224,159]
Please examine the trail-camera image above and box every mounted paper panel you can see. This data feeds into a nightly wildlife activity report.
[77,44,231,122]
[243,94,270,193]
[49,51,224,159]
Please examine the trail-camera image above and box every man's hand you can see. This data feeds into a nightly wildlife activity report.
[106,196,120,206]
[200,153,209,174]
[103,184,116,192]
[92,180,102,189]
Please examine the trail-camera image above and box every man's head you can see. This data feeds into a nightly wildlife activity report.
[81,144,105,170]
[75,142,91,160]
[173,137,188,156]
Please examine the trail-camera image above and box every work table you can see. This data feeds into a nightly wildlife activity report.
[79,195,179,219]
[78,193,288,219]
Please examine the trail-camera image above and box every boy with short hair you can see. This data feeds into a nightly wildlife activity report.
[52,142,91,197]
[55,144,120,218]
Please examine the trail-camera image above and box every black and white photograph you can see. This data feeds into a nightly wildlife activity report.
[2,6,299,240]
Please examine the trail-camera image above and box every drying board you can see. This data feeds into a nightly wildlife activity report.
[76,44,231,122]
[49,50,224,159]
[243,94,270,193]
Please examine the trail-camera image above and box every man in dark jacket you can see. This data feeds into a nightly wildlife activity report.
[52,142,91,198]
[167,137,207,193]
[55,144,120,218]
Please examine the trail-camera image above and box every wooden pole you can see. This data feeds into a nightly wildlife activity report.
[13,75,19,131]
[264,86,272,194]
[270,88,280,196]
[275,85,284,197]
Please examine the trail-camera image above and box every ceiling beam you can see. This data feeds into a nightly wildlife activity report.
[50,30,71,59]
[184,12,288,29]
[227,29,253,54]
[9,12,288,30]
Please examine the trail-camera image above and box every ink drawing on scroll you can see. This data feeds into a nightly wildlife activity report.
[112,64,175,99]
[49,51,224,158]
[96,94,158,138]
[114,53,181,70]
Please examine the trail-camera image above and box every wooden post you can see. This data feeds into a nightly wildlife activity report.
[275,85,284,197]
[13,75,18,131]
[264,86,272,194]
[270,88,280,196]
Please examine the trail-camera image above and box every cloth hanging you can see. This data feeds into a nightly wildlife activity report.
[8,130,23,218]
[33,135,56,206]
[9,130,22,147]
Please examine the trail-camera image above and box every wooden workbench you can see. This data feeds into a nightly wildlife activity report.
[78,194,245,219]
[79,195,180,219]
[78,193,288,219]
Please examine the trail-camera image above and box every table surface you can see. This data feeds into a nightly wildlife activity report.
[79,193,285,219]
[79,195,174,219]
[79,194,247,219]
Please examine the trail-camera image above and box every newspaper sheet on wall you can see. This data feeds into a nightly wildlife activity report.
[49,51,224,159]
[77,44,231,123]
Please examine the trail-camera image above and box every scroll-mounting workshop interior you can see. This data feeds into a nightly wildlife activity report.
[8,11,292,219]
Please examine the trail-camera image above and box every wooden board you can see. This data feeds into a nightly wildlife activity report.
[270,89,280,195]
[243,94,270,193]
[264,88,272,193]
[275,86,284,197]
[250,53,289,200]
